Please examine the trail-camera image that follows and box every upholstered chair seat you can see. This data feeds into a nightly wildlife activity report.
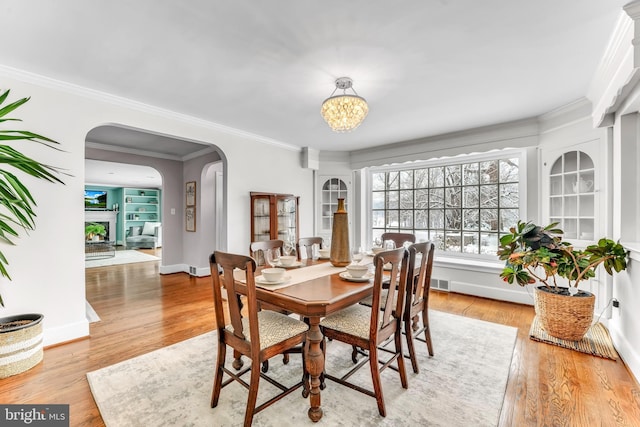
[227,311,309,350]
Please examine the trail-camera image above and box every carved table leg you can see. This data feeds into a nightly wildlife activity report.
[305,316,324,422]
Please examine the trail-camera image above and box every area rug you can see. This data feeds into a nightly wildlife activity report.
[85,250,159,268]
[529,316,618,360]
[87,311,517,426]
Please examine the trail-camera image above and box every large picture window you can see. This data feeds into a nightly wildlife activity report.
[370,152,522,256]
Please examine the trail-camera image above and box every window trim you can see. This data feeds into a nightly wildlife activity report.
[365,148,528,261]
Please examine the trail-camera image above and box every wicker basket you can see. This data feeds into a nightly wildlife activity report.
[534,286,595,341]
[0,314,44,379]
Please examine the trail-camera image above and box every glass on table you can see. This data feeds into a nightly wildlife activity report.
[283,240,294,256]
[265,248,281,268]
[352,246,364,264]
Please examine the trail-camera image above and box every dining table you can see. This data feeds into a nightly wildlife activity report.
[233,258,374,422]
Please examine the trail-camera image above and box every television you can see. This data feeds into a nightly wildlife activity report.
[85,190,108,209]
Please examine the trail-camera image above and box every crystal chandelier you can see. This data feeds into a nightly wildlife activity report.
[320,77,369,132]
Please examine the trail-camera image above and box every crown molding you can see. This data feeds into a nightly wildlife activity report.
[537,97,592,134]
[0,64,300,153]
[588,4,640,128]
[349,117,538,169]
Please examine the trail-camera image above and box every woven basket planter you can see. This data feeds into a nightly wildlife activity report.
[0,314,44,379]
[534,286,595,341]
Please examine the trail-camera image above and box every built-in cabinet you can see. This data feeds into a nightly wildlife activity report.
[250,192,299,244]
[541,141,607,311]
[122,187,161,236]
[543,147,597,242]
[316,176,351,246]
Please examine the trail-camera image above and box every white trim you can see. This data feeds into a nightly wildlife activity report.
[609,324,640,384]
[43,320,89,347]
[621,241,640,261]
[159,263,210,277]
[0,64,299,152]
[451,281,533,306]
[434,257,504,275]
[588,7,640,128]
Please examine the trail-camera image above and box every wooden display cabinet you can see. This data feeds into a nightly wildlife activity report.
[250,192,299,244]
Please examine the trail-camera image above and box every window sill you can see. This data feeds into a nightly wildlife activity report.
[434,256,504,274]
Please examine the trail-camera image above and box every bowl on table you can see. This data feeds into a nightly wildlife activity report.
[279,255,297,266]
[261,267,286,282]
[318,248,330,258]
[346,264,369,278]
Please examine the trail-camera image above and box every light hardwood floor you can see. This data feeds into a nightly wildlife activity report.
[0,250,638,426]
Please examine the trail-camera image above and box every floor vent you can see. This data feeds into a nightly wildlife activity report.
[431,278,450,292]
[189,266,197,276]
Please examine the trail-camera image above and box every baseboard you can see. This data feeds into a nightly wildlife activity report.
[609,324,640,385]
[159,263,210,277]
[451,281,534,305]
[43,319,89,347]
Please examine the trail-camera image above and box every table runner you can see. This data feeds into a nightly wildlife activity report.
[235,262,351,290]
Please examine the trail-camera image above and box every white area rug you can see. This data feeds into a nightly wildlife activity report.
[85,250,159,268]
[87,311,517,426]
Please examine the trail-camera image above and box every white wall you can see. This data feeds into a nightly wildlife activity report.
[0,70,315,346]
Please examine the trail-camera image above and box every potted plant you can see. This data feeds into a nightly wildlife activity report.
[497,221,628,340]
[0,89,65,377]
[85,223,106,241]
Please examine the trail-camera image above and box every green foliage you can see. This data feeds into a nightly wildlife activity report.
[0,89,65,306]
[497,220,628,289]
[85,223,106,238]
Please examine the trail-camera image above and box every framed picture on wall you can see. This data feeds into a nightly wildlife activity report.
[186,181,196,206]
[186,206,196,232]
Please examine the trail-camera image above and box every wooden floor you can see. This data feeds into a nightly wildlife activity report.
[0,250,639,426]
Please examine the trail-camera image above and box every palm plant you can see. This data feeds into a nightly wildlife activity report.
[0,89,65,306]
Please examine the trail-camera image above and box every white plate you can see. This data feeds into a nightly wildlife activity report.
[275,261,304,268]
[255,275,292,285]
[339,271,374,282]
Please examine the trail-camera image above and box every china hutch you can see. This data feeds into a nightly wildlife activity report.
[250,192,299,244]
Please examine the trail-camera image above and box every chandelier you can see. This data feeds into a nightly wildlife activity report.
[320,77,369,132]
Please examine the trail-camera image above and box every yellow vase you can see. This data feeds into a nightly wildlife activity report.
[330,198,351,267]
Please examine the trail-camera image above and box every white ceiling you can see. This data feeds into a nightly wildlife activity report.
[2,1,627,157]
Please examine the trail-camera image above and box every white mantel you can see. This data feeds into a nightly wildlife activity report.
[85,210,117,241]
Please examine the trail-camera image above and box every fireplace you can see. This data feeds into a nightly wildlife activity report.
[85,211,117,241]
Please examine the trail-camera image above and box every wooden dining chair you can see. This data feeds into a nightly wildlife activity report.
[249,239,292,371]
[319,247,409,417]
[403,241,435,373]
[380,232,416,248]
[209,251,309,427]
[358,242,436,373]
[249,239,284,266]
[296,236,324,260]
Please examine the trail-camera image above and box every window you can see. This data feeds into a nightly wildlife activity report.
[370,151,522,257]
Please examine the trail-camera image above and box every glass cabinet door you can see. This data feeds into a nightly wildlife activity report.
[250,192,299,244]
[276,196,298,243]
[548,150,595,241]
[320,178,349,232]
[251,195,271,242]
